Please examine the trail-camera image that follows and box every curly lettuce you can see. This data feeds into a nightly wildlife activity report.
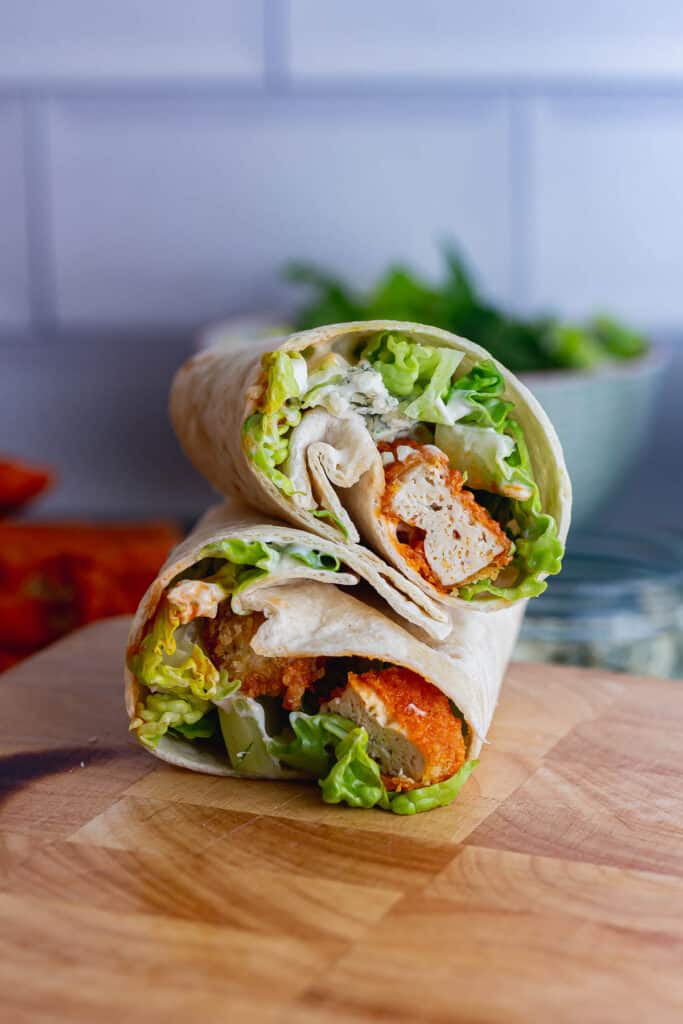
[319,727,391,810]
[242,351,307,494]
[131,600,233,703]
[217,696,291,776]
[199,537,282,593]
[199,538,340,592]
[317,721,478,815]
[132,691,215,749]
[269,711,355,777]
[361,331,464,424]
[449,360,514,430]
[389,759,478,815]
[457,419,563,601]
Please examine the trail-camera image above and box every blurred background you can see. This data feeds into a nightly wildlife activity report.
[1,1,682,673]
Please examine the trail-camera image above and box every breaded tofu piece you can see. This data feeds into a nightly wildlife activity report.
[379,440,512,590]
[323,665,465,791]
[203,608,326,710]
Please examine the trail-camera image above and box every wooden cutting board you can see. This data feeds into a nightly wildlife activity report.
[1,617,682,1023]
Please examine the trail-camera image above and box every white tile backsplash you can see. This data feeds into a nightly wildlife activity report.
[48,98,512,327]
[0,1,265,81]
[289,1,683,81]
[2,6,683,526]
[0,102,30,328]
[530,98,683,326]
[1,334,215,518]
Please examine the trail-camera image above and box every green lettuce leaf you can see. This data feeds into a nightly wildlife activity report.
[435,422,518,494]
[403,348,464,424]
[361,331,466,424]
[200,537,282,592]
[269,711,355,777]
[218,696,288,776]
[170,709,219,741]
[199,537,341,589]
[283,544,340,573]
[389,759,478,815]
[590,314,647,360]
[458,420,563,601]
[449,360,514,431]
[318,724,479,814]
[311,508,350,540]
[131,600,233,702]
[361,332,444,398]
[319,727,391,810]
[242,351,306,494]
[425,359,564,602]
[133,691,213,749]
[242,409,300,496]
[263,351,307,414]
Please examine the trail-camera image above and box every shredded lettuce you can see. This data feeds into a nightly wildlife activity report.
[131,600,233,703]
[269,711,354,777]
[200,537,282,593]
[436,422,517,494]
[263,351,307,414]
[361,331,458,404]
[389,759,478,815]
[283,544,340,572]
[458,420,563,601]
[311,508,350,540]
[242,351,306,494]
[171,710,219,742]
[403,348,464,424]
[449,361,514,430]
[218,697,289,776]
[318,724,478,814]
[319,727,391,810]
[133,691,214,749]
[242,409,301,496]
[200,538,341,588]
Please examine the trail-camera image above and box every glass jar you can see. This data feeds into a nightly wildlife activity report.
[514,532,683,679]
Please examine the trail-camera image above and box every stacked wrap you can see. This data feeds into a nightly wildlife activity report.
[126,321,570,814]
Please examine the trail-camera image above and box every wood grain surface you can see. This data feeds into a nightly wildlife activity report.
[1,617,682,1024]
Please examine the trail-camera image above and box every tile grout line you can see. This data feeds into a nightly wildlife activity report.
[263,0,290,95]
[5,77,683,100]
[21,97,58,335]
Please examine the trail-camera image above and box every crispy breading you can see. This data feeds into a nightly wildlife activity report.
[203,608,326,710]
[325,665,465,791]
[379,439,512,591]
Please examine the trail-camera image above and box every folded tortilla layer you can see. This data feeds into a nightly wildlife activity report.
[124,502,523,804]
[170,320,571,610]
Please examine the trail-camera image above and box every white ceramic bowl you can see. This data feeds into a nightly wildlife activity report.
[520,348,667,528]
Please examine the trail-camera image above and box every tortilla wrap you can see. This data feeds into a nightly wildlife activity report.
[125,502,523,780]
[170,320,571,611]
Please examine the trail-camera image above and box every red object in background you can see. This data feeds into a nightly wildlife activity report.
[0,457,53,515]
[0,457,182,672]
[0,521,182,671]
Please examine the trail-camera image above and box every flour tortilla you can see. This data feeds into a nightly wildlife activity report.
[125,501,524,777]
[170,320,571,611]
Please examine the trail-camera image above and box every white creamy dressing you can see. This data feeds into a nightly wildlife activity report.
[302,355,414,441]
[167,579,226,623]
